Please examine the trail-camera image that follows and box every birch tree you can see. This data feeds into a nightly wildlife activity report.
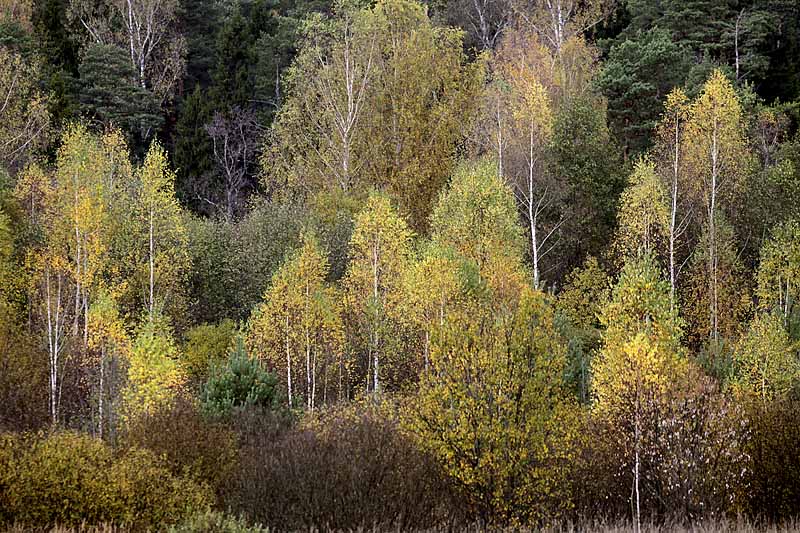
[343,193,412,394]
[430,160,525,273]
[248,233,345,409]
[86,291,129,438]
[410,285,575,523]
[269,3,377,194]
[121,311,186,420]
[655,88,691,306]
[268,0,484,230]
[398,243,464,374]
[52,125,109,347]
[490,35,563,288]
[15,127,121,424]
[683,70,750,344]
[592,254,687,531]
[733,312,799,404]
[0,48,50,172]
[757,220,800,328]
[68,0,186,102]
[510,0,613,53]
[134,141,188,323]
[610,158,670,268]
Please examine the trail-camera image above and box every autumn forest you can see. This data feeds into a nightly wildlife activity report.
[2,0,800,530]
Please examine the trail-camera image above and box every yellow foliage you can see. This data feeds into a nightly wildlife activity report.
[0,431,210,527]
[592,255,687,416]
[248,232,346,408]
[733,312,800,403]
[342,193,413,393]
[122,316,187,420]
[409,286,577,523]
[611,158,670,267]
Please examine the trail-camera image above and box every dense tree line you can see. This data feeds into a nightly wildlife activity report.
[2,0,800,529]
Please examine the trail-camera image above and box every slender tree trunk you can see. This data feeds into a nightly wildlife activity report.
[149,207,155,321]
[710,117,719,343]
[529,128,539,289]
[311,346,317,410]
[305,331,311,409]
[372,240,380,393]
[45,264,56,424]
[99,346,105,439]
[669,108,680,308]
[496,98,504,179]
[305,281,311,409]
[73,203,81,335]
[634,407,641,533]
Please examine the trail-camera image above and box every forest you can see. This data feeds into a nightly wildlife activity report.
[1,0,800,530]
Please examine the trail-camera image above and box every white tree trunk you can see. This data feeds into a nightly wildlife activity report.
[149,206,155,321]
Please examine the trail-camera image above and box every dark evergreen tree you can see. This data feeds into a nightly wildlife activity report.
[596,28,690,157]
[173,86,215,213]
[78,44,163,154]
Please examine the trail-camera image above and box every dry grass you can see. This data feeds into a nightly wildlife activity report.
[4,517,800,533]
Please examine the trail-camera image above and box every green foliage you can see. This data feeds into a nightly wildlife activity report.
[411,286,577,524]
[186,199,304,324]
[0,431,210,528]
[757,219,800,337]
[610,158,670,268]
[202,337,279,417]
[593,254,686,413]
[597,28,690,155]
[173,86,214,212]
[682,216,752,353]
[552,95,624,268]
[556,256,611,403]
[78,44,162,155]
[733,312,800,402]
[182,319,236,383]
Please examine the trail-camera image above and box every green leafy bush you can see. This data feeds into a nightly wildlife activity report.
[182,319,237,383]
[0,431,210,528]
[202,338,278,417]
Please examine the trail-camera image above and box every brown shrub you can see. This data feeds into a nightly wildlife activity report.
[222,402,461,530]
[743,397,800,521]
[119,395,238,500]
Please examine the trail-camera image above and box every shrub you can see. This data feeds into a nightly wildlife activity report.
[223,402,459,530]
[182,319,237,384]
[743,397,800,521]
[572,370,748,523]
[202,338,278,417]
[0,431,210,528]
[121,396,238,501]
